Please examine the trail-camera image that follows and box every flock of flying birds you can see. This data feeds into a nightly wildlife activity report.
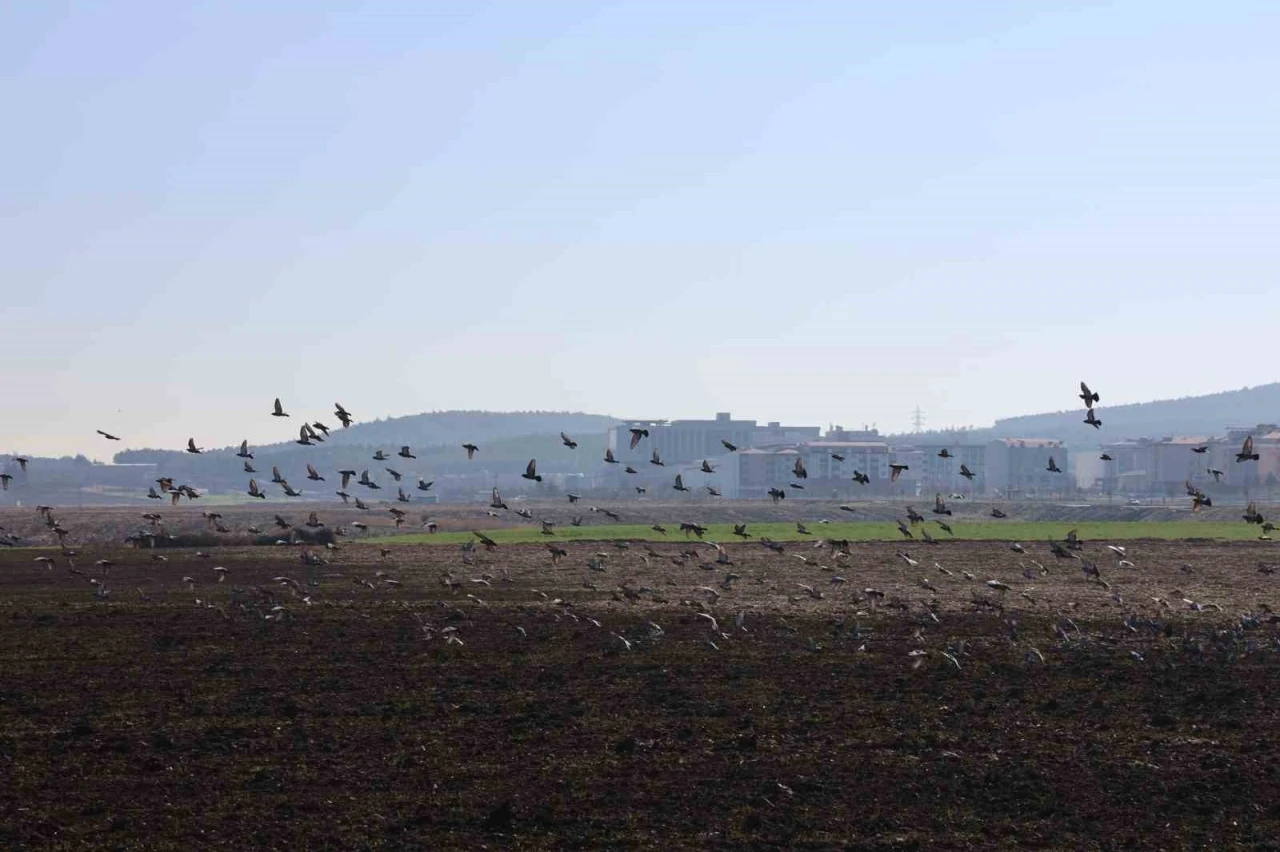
[1,382,1271,552]
[3,386,1278,673]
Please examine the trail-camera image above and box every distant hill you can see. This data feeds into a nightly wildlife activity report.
[890,383,1280,450]
[105,410,619,495]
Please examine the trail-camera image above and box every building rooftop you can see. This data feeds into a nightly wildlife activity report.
[993,438,1063,448]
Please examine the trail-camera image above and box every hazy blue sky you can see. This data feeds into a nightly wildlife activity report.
[4,1,1278,458]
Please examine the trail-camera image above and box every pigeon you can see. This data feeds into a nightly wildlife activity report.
[334,403,353,428]
[1079,381,1099,408]
[97,430,121,441]
[629,428,649,449]
[463,443,479,459]
[186,438,203,454]
[560,432,578,449]
[272,397,289,417]
[673,474,690,492]
[398,446,416,459]
[889,463,908,482]
[237,440,254,459]
[650,449,664,467]
[959,464,976,480]
[604,448,619,464]
[247,479,267,499]
[1084,409,1102,429]
[1046,456,1062,473]
[793,457,807,479]
[1237,435,1260,463]
[721,439,738,452]
[522,459,542,483]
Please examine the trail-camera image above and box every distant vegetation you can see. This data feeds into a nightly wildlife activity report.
[384,520,1265,546]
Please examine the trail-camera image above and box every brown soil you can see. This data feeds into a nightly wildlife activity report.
[2,521,1279,849]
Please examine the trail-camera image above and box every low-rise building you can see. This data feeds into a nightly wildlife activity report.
[985,439,1070,498]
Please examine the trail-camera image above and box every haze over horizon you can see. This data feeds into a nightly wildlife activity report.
[5,2,1279,459]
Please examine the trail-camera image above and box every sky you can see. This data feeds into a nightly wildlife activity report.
[3,1,1279,458]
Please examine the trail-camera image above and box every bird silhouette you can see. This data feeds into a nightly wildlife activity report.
[1100,453,1113,461]
[650,449,664,466]
[272,398,289,417]
[295,426,314,446]
[852,470,870,485]
[933,494,952,516]
[236,440,253,459]
[97,430,121,441]
[372,449,387,461]
[1079,381,1099,408]
[1237,435,1260,462]
[186,438,203,454]
[1046,457,1062,473]
[463,443,479,459]
[338,470,356,489]
[991,508,1008,519]
[398,446,416,459]
[959,464,976,480]
[522,459,542,483]
[768,488,786,502]
[604,448,619,464]
[334,403,353,428]
[937,449,952,459]
[1209,468,1224,482]
[560,432,578,449]
[281,481,303,497]
[306,464,325,481]
[700,460,715,473]
[673,474,690,492]
[1084,408,1102,429]
[793,458,807,479]
[889,463,909,482]
[721,439,738,452]
[271,466,286,484]
[417,478,433,492]
[1191,445,1208,454]
[629,428,649,449]
[385,468,402,482]
[247,479,266,499]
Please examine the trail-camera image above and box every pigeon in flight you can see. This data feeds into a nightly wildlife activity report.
[398,446,416,459]
[629,428,649,449]
[933,494,952,516]
[372,449,388,461]
[959,464,976,480]
[186,438,203,454]
[1191,445,1208,454]
[650,449,664,467]
[463,443,479,459]
[604,448,619,464]
[1208,468,1224,482]
[852,470,870,485]
[272,398,289,417]
[1084,409,1102,429]
[1237,435,1260,463]
[272,466,286,484]
[937,449,953,459]
[338,470,356,489]
[889,463,909,482]
[1046,456,1062,473]
[1079,382,1100,408]
[306,464,325,481]
[97,430,121,441]
[522,459,543,483]
[334,403,353,428]
[417,478,433,492]
[700,460,715,474]
[673,474,690,492]
[237,440,254,460]
[560,432,578,449]
[721,439,738,452]
[247,479,267,499]
[793,458,807,479]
